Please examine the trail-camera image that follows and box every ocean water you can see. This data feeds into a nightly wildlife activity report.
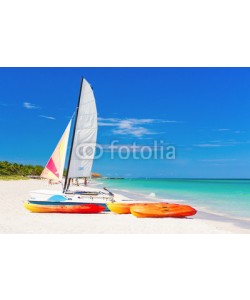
[99,178,250,220]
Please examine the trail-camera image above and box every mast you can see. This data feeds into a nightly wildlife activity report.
[63,77,84,192]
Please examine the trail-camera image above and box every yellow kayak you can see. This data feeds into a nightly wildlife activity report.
[107,202,135,214]
[107,201,170,214]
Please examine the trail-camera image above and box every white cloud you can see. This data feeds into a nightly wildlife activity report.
[114,119,156,137]
[98,117,180,137]
[39,115,56,120]
[162,120,182,123]
[99,143,167,152]
[213,129,246,134]
[23,102,40,109]
[215,128,230,131]
[98,117,119,122]
[124,118,155,124]
[199,159,237,162]
[114,127,155,137]
[98,122,118,127]
[193,139,247,147]
[194,144,224,147]
[98,117,120,127]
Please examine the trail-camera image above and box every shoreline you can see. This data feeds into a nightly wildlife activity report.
[95,180,250,232]
[0,179,249,233]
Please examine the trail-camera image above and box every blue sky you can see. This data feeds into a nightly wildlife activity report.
[0,67,250,178]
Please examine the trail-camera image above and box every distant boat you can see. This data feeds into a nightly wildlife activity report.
[25,78,113,213]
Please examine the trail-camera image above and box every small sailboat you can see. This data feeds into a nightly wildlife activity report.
[25,78,112,213]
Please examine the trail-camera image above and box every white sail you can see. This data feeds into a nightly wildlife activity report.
[67,79,98,178]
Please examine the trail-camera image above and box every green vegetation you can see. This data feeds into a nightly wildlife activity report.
[0,175,30,181]
[0,161,43,180]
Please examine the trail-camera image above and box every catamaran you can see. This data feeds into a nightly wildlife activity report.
[24,78,114,213]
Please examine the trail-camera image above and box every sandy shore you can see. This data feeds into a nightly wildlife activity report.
[0,179,249,234]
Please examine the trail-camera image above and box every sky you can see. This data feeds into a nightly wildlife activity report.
[0,67,250,178]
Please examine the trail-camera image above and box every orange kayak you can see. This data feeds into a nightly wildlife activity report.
[130,203,197,218]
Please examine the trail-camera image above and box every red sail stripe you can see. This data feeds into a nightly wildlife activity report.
[46,158,59,178]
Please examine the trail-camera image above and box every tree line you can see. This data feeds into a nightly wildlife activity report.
[0,161,43,176]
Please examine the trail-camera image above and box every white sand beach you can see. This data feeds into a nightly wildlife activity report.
[0,179,250,234]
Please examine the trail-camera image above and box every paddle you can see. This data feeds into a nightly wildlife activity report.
[103,187,114,196]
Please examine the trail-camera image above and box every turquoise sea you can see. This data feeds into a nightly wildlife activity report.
[100,178,250,221]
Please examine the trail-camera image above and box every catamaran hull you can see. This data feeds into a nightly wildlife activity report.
[30,190,63,201]
[30,190,105,200]
[29,190,112,211]
[24,201,105,214]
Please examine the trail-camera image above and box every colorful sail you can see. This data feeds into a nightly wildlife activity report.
[40,120,72,181]
[67,79,98,178]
